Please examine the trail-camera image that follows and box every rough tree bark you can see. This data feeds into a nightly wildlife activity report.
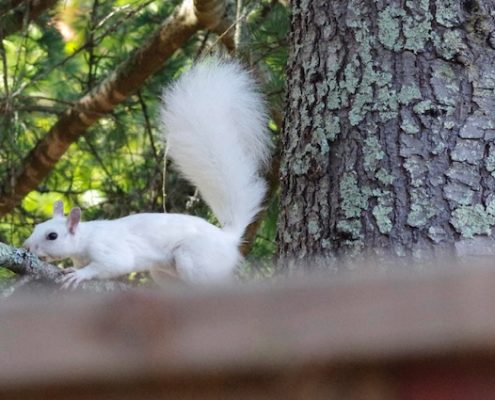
[278,0,495,270]
[0,242,131,293]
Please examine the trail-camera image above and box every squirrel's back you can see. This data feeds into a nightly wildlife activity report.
[160,58,270,240]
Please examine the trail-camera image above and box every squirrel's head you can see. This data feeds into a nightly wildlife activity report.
[23,201,82,262]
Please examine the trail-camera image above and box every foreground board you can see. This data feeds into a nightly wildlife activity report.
[2,265,495,399]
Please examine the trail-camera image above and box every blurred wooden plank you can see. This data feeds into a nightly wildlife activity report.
[2,265,495,398]
[397,360,495,400]
[0,365,398,400]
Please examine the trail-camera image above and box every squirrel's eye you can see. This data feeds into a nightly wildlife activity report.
[47,232,58,240]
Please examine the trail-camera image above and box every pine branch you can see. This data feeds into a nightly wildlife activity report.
[0,0,58,39]
[0,0,24,17]
[0,0,227,217]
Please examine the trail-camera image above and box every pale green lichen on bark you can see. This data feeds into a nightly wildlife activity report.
[414,99,433,114]
[431,63,459,107]
[299,0,310,10]
[337,172,370,240]
[342,239,365,256]
[368,71,395,121]
[336,220,363,239]
[291,158,309,175]
[445,162,480,189]
[444,120,456,129]
[340,172,369,218]
[343,57,360,96]
[428,226,447,243]
[373,203,393,234]
[314,80,337,145]
[485,147,495,175]
[407,187,437,227]
[451,205,495,238]
[363,136,385,173]
[376,168,395,185]
[403,0,432,53]
[307,219,320,237]
[486,199,495,216]
[327,116,340,141]
[345,2,405,126]
[404,20,431,52]
[372,189,393,234]
[401,117,421,134]
[418,0,430,12]
[349,82,373,126]
[404,158,427,187]
[451,139,484,164]
[378,1,434,54]
[377,6,405,51]
[434,30,465,60]
[444,182,474,205]
[346,3,377,126]
[478,69,495,89]
[375,85,398,122]
[313,75,340,143]
[321,239,332,249]
[292,44,328,166]
[398,84,422,104]
[326,81,341,110]
[313,127,330,155]
[324,44,342,113]
[434,0,461,27]
[284,203,303,241]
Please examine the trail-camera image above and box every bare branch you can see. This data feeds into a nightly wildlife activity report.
[0,242,132,292]
[0,242,61,279]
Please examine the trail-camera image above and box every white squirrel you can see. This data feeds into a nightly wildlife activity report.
[23,58,270,288]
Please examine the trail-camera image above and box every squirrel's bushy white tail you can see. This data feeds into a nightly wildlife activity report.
[160,58,270,239]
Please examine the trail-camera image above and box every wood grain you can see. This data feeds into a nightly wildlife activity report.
[2,265,495,398]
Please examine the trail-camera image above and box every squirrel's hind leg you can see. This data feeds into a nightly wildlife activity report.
[150,261,183,287]
[172,244,235,284]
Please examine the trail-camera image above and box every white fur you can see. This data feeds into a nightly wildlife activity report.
[161,58,270,237]
[23,58,269,287]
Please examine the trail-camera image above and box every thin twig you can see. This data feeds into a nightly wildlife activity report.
[137,90,159,163]
[201,8,250,56]
[13,0,156,96]
[81,135,125,195]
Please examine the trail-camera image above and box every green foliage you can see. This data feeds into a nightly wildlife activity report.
[0,0,287,277]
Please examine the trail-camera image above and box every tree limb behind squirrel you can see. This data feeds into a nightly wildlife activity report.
[23,58,270,288]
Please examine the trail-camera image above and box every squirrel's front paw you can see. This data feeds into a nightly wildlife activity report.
[60,268,90,290]
[61,267,76,275]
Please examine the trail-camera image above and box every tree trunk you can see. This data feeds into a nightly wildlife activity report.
[278,0,495,271]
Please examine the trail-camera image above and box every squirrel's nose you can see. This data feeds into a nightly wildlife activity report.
[23,241,31,252]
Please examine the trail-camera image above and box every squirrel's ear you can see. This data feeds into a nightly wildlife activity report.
[53,201,64,217]
[67,207,81,234]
